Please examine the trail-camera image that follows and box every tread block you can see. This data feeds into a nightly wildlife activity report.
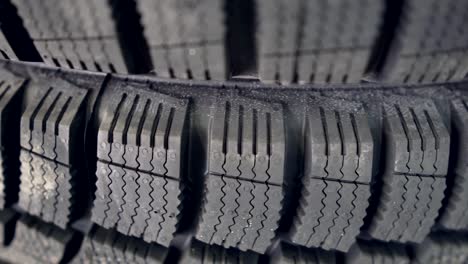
[366,95,450,243]
[196,174,283,254]
[290,97,373,252]
[304,96,374,183]
[271,242,336,264]
[438,98,468,230]
[181,239,259,264]
[73,226,168,264]
[0,30,17,60]
[0,215,75,264]
[0,74,25,209]
[136,0,226,80]
[381,0,468,83]
[97,90,188,179]
[347,240,409,264]
[20,83,87,165]
[413,232,468,264]
[196,98,285,254]
[18,151,75,229]
[367,174,445,243]
[93,88,188,246]
[382,96,450,176]
[10,0,127,72]
[291,178,370,252]
[257,0,384,84]
[207,99,285,184]
[92,162,182,246]
[18,78,88,228]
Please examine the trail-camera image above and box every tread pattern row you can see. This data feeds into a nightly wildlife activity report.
[92,87,188,247]
[0,64,467,258]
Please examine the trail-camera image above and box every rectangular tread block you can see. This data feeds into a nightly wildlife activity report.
[0,73,25,209]
[207,99,285,185]
[380,0,468,83]
[93,87,188,246]
[257,0,384,84]
[17,77,90,228]
[92,162,182,247]
[181,239,259,264]
[10,0,128,72]
[20,84,87,165]
[290,96,373,252]
[365,94,450,244]
[18,151,75,229]
[96,88,188,179]
[136,0,226,80]
[73,226,168,264]
[0,215,75,264]
[367,174,445,243]
[196,174,283,254]
[291,178,371,252]
[438,98,468,230]
[381,96,450,176]
[196,98,286,254]
[304,96,374,183]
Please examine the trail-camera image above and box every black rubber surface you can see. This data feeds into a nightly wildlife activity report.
[380,0,468,83]
[0,30,17,60]
[0,0,467,84]
[0,59,464,263]
[257,0,384,84]
[0,0,467,262]
[136,0,226,80]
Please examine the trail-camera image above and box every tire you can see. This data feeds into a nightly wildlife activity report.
[0,0,467,263]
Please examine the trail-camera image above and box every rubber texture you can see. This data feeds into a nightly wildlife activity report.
[92,81,188,246]
[0,214,80,264]
[73,225,168,264]
[0,0,465,260]
[9,0,127,73]
[413,232,468,264]
[380,0,468,83]
[136,0,226,80]
[347,240,410,264]
[0,0,467,85]
[0,59,465,263]
[257,0,383,84]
